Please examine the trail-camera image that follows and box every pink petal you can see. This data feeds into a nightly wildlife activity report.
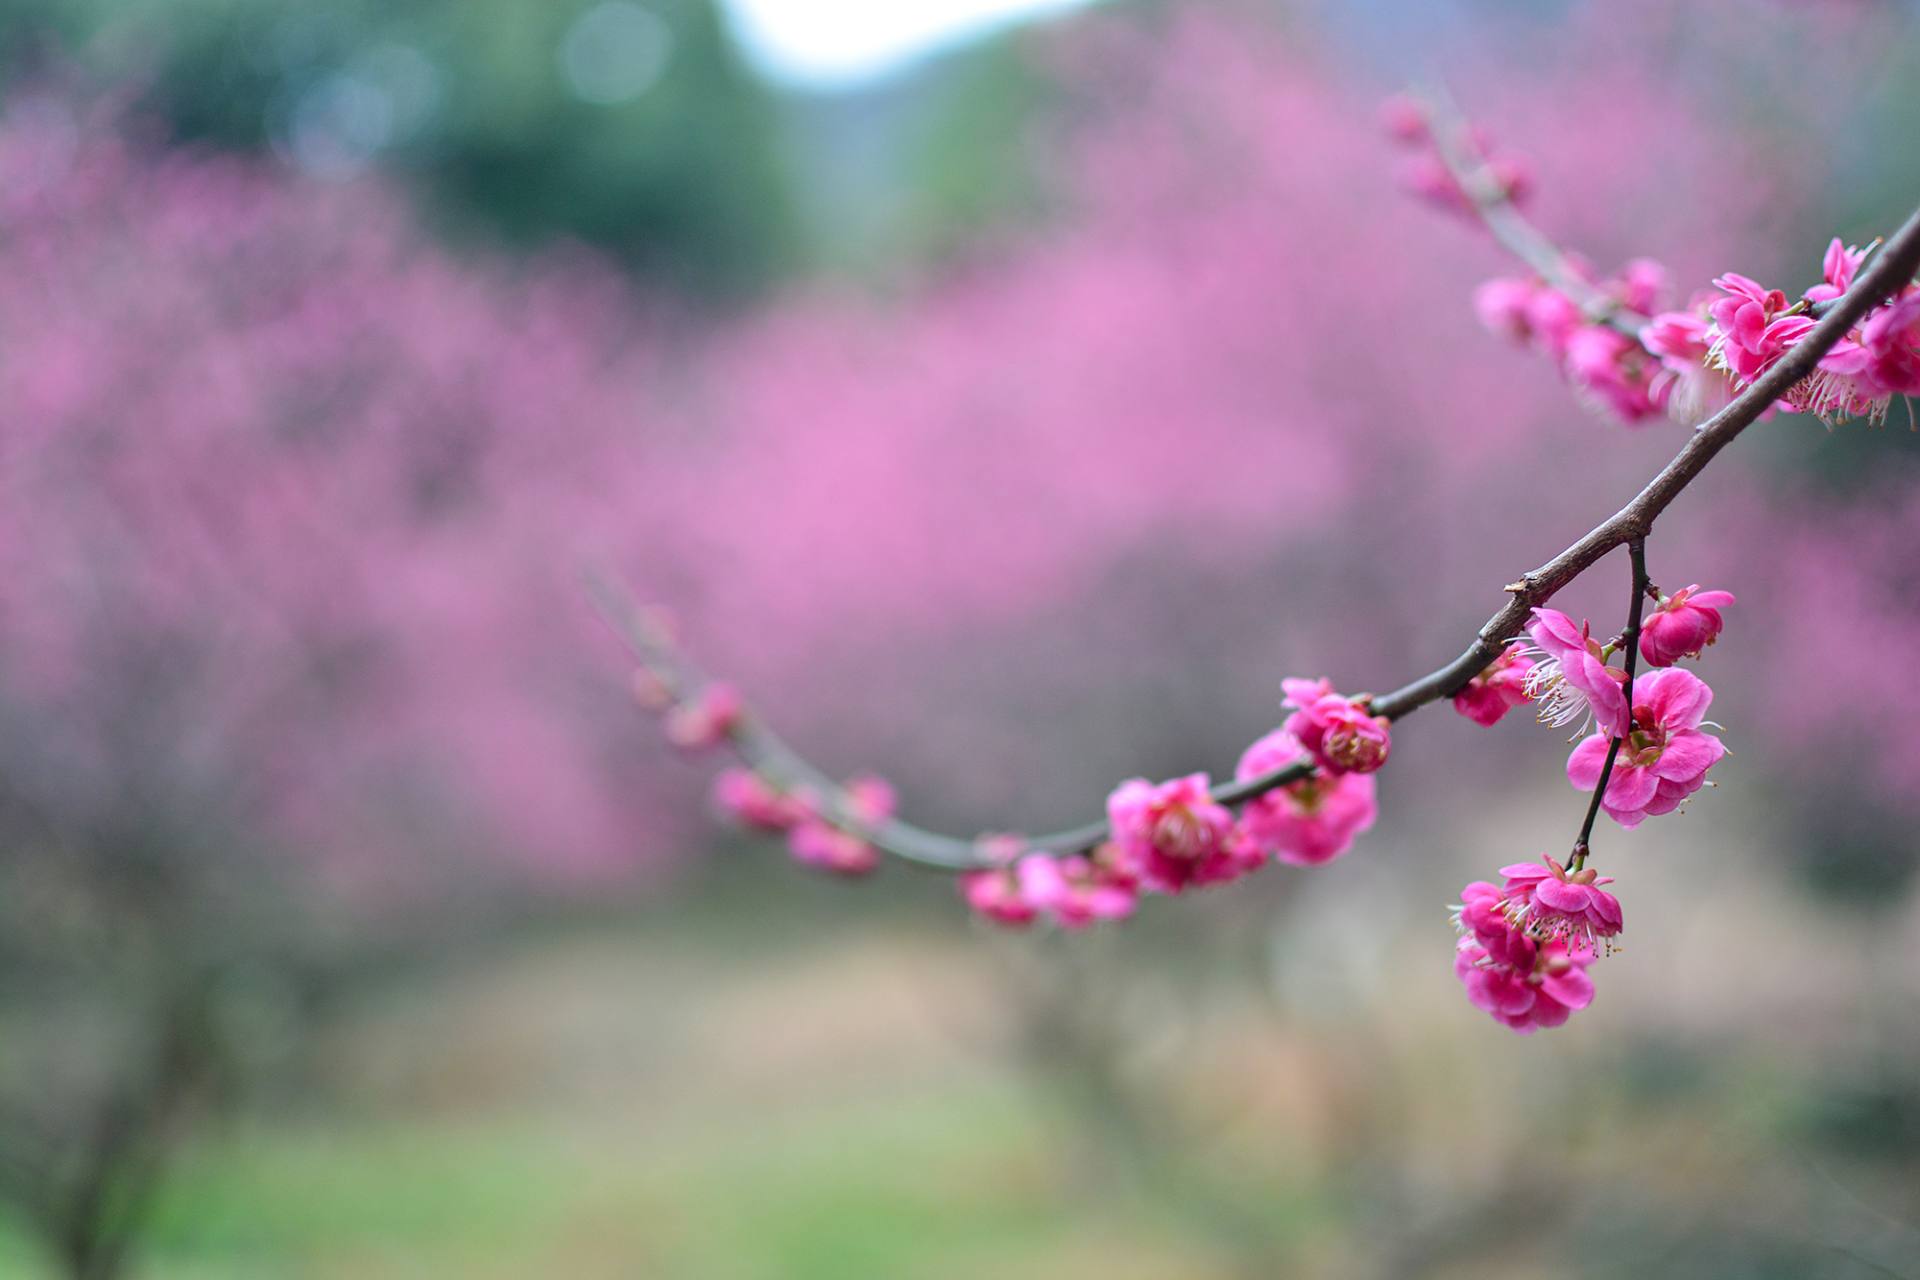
[1651,730,1725,783]
[1535,879,1590,913]
[1539,967,1594,1010]
[1638,667,1712,730]
[1604,763,1660,811]
[1566,735,1612,788]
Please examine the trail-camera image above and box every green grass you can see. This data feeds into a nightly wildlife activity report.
[0,1081,1250,1279]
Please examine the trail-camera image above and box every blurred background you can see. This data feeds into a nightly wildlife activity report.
[2,0,1919,1276]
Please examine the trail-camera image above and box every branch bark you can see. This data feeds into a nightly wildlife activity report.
[1569,537,1650,869]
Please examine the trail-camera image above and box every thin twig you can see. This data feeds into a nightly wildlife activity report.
[591,203,1920,874]
[1569,538,1650,870]
[1417,84,1646,335]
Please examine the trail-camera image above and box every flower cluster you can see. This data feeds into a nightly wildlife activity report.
[959,840,1140,930]
[1442,575,1734,1030]
[637,657,1391,929]
[1693,241,1920,424]
[965,679,1386,927]
[1396,95,1916,430]
[1502,600,1729,827]
[1473,262,1676,424]
[1452,873,1601,1034]
[1472,238,1920,429]
[713,766,895,876]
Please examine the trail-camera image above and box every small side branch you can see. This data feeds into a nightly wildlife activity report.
[1570,538,1651,869]
[1416,85,1646,334]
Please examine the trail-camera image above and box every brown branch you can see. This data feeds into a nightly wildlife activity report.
[1569,537,1650,870]
[591,203,1920,874]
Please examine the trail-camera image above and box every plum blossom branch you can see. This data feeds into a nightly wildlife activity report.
[592,200,1920,876]
[1409,85,1645,334]
[1569,538,1650,871]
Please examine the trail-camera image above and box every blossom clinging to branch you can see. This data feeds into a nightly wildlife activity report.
[1452,641,1535,727]
[1566,667,1726,829]
[1452,880,1598,1035]
[1639,585,1735,667]
[1234,729,1376,865]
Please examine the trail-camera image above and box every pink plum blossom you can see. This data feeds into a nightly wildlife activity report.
[1232,729,1376,865]
[712,768,814,832]
[1707,272,1812,384]
[1474,276,1542,344]
[1021,853,1139,927]
[1803,238,1869,305]
[1566,667,1726,829]
[664,682,742,751]
[1452,880,1597,1034]
[1452,641,1535,726]
[788,820,880,876]
[1280,678,1391,775]
[1562,324,1662,423]
[1639,584,1735,667]
[1498,856,1623,951]
[1643,307,1735,424]
[959,860,1044,926]
[1610,258,1669,315]
[1702,246,1918,424]
[843,773,897,827]
[1377,93,1428,143]
[1525,285,1586,358]
[1522,608,1629,736]
[1106,773,1239,893]
[1860,290,1920,396]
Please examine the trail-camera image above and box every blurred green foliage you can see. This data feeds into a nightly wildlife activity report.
[0,0,798,298]
[0,0,1077,300]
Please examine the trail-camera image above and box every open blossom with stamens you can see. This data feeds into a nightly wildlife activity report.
[1498,856,1623,951]
[1281,678,1391,775]
[664,682,742,751]
[1106,773,1238,893]
[712,768,815,832]
[1234,729,1376,865]
[1783,283,1920,424]
[1703,245,1920,425]
[1521,608,1628,736]
[1639,584,1734,667]
[1566,667,1726,829]
[1452,880,1597,1034]
[1453,641,1535,727]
